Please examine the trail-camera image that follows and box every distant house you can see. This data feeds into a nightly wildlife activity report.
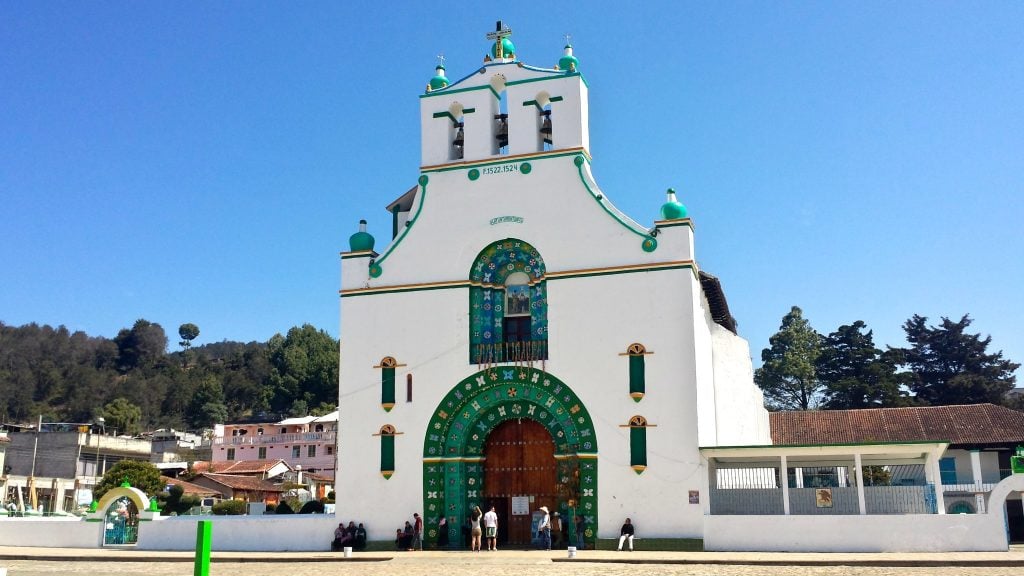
[192,458,292,480]
[190,473,286,506]
[771,403,1024,539]
[211,412,336,479]
[160,475,222,501]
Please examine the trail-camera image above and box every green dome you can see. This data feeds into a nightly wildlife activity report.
[660,188,688,220]
[349,220,375,252]
[491,38,516,59]
[429,65,448,90]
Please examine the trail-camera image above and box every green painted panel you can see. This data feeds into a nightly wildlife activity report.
[629,356,645,400]
[630,427,647,469]
[381,434,395,475]
[382,367,396,410]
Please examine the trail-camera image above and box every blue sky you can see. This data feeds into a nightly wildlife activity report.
[2,2,1022,378]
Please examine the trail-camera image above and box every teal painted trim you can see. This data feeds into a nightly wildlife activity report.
[574,155,656,246]
[372,175,428,276]
[85,518,104,522]
[506,72,585,88]
[423,149,588,174]
[463,108,476,114]
[655,220,694,230]
[391,207,399,239]
[432,111,455,120]
[340,263,695,298]
[701,439,950,450]
[420,83,499,100]
[522,96,563,110]
[341,251,376,260]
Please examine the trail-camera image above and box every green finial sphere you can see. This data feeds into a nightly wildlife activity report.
[349,220,375,252]
[660,188,688,220]
[491,38,516,59]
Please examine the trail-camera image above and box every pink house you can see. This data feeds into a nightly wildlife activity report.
[211,412,337,479]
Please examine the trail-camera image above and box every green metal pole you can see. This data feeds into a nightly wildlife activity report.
[194,520,212,576]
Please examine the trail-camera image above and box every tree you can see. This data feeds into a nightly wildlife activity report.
[101,397,142,435]
[159,484,201,516]
[754,306,822,410]
[211,499,247,515]
[94,460,164,500]
[898,314,1019,405]
[178,323,200,367]
[817,321,907,409]
[114,319,168,372]
[267,325,339,413]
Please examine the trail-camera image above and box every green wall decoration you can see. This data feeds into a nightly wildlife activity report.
[621,343,651,401]
[468,239,548,364]
[375,356,405,411]
[621,415,655,475]
[422,367,598,548]
[374,424,402,479]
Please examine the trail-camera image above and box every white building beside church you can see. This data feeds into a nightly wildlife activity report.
[337,23,771,546]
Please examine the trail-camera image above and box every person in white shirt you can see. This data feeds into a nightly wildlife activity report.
[483,505,499,551]
[537,506,551,550]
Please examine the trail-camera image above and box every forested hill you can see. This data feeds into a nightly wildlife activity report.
[0,320,338,433]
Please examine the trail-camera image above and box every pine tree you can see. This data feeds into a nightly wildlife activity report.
[817,321,906,409]
[755,306,822,410]
[899,314,1019,405]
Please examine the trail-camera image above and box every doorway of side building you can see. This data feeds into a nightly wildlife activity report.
[483,419,557,547]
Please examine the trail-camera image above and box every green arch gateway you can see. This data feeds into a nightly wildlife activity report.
[422,367,598,543]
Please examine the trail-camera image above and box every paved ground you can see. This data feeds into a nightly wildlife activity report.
[4,547,1024,576]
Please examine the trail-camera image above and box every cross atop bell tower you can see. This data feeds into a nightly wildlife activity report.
[485,21,513,59]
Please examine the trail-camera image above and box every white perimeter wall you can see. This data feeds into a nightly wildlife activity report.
[704,514,1007,552]
[0,517,100,548]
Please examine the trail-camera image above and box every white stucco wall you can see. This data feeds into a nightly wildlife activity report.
[136,515,338,551]
[709,323,772,446]
[0,517,101,548]
[703,514,1007,552]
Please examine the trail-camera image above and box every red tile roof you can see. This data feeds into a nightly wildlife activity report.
[770,404,1024,446]
[192,459,289,475]
[160,475,223,497]
[196,473,286,492]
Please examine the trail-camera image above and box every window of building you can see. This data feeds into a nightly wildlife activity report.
[292,446,300,459]
[327,446,334,456]
[308,445,316,458]
[258,447,267,460]
[377,356,404,411]
[257,427,264,435]
[280,427,287,434]
[469,239,548,364]
[314,424,324,433]
[227,448,235,461]
[939,457,957,485]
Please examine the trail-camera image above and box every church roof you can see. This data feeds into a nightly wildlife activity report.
[770,403,1024,447]
[698,271,737,334]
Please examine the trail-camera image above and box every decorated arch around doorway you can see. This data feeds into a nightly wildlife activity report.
[422,367,598,546]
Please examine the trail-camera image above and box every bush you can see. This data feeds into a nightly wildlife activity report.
[275,501,294,514]
[299,500,325,514]
[211,500,247,515]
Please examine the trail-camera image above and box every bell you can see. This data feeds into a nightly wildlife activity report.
[495,114,509,148]
[540,116,552,145]
[453,125,464,147]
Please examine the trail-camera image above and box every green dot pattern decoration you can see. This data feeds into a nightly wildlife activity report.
[641,237,658,252]
[468,168,480,181]
[519,162,532,175]
[573,155,585,167]
[369,263,382,278]
[418,174,429,186]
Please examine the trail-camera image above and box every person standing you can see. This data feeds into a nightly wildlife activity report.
[575,515,586,550]
[537,506,551,550]
[438,516,450,548]
[617,518,635,551]
[412,512,424,551]
[550,512,562,548]
[483,505,499,551]
[470,506,483,552]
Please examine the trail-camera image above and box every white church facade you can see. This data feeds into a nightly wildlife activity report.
[337,23,771,546]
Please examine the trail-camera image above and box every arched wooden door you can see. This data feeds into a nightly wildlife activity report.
[483,419,556,546]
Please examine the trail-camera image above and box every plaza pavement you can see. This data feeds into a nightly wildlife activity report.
[2,546,1024,568]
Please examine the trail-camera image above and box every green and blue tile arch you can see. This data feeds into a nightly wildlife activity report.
[422,366,599,547]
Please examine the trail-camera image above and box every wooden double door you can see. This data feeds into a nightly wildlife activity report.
[482,419,557,546]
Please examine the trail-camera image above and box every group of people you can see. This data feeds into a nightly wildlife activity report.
[465,505,500,551]
[395,512,424,551]
[331,521,367,551]
[336,509,635,552]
